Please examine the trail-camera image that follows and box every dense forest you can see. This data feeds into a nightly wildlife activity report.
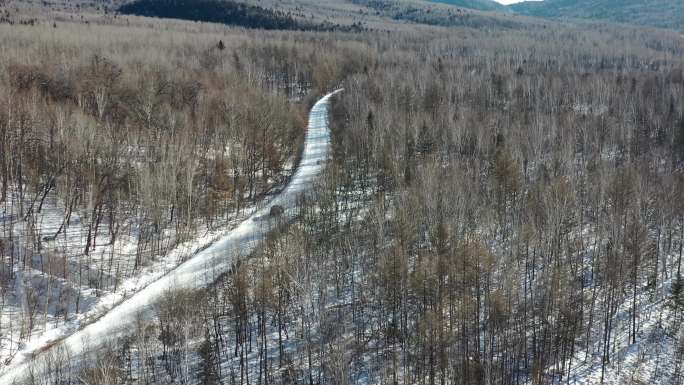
[119,0,363,32]
[1,1,684,385]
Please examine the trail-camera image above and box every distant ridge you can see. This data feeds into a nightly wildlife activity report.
[511,0,684,30]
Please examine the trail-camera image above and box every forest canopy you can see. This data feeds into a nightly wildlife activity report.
[0,1,683,384]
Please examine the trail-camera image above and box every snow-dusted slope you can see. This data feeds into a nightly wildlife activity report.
[0,90,342,383]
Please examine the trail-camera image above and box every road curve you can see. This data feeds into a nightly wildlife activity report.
[1,90,343,383]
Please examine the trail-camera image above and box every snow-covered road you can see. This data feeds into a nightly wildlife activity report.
[0,90,342,383]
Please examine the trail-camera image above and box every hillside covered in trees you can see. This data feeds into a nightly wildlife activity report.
[511,0,684,31]
[0,1,683,385]
[118,0,361,32]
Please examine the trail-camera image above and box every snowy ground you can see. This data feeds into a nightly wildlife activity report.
[0,90,342,383]
[0,195,257,362]
[558,276,682,385]
[535,250,683,385]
